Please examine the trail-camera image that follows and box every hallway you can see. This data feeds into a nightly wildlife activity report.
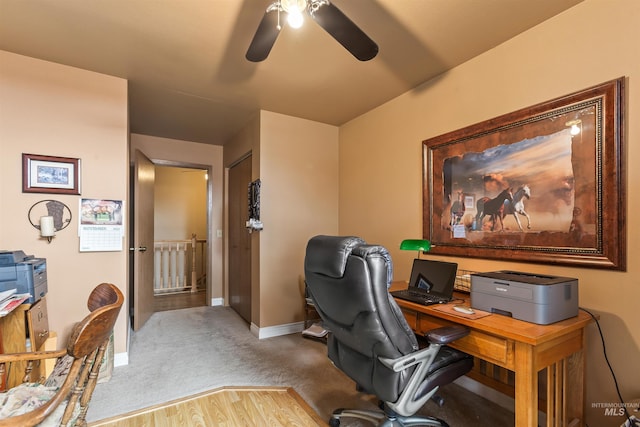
[153,290,206,312]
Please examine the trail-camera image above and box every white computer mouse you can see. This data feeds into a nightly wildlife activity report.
[453,305,475,315]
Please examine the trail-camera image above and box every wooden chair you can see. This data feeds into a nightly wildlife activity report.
[0,283,124,427]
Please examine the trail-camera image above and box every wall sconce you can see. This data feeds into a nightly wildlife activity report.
[28,200,72,243]
[39,216,55,242]
[400,239,431,259]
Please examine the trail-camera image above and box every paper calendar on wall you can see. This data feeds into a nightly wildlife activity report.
[79,198,125,252]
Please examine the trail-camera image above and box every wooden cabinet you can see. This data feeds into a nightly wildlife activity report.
[0,297,52,390]
[27,297,50,351]
[0,303,30,389]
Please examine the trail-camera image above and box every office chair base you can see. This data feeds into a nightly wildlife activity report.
[329,408,449,427]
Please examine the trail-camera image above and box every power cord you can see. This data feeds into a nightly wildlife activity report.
[580,307,639,427]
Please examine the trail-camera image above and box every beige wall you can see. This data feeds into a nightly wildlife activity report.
[224,114,262,322]
[131,134,224,302]
[0,51,129,356]
[339,0,639,425]
[154,166,207,241]
[258,111,339,327]
[225,111,339,330]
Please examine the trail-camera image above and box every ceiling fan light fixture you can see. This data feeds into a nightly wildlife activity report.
[280,0,307,14]
[246,0,377,62]
[287,10,304,28]
[281,0,307,28]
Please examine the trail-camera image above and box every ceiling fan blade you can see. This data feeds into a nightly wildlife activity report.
[246,5,282,62]
[309,1,378,61]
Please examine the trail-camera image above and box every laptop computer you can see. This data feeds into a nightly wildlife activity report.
[391,259,458,306]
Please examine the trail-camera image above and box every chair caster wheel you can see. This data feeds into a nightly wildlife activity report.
[329,418,340,427]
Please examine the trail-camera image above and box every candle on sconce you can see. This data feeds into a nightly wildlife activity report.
[40,216,55,237]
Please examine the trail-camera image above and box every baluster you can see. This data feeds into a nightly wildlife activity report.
[201,240,207,288]
[170,243,177,289]
[162,245,169,290]
[177,243,186,287]
[154,244,161,291]
[191,233,198,292]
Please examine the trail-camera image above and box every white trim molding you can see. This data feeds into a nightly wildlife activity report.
[250,321,304,339]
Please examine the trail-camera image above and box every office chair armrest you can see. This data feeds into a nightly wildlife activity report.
[379,326,469,372]
[379,345,437,373]
[425,325,469,345]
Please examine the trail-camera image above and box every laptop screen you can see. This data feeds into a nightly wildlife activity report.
[408,259,458,298]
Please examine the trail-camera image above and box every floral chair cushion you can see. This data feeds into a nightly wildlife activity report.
[0,355,78,426]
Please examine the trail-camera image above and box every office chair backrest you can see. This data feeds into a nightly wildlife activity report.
[304,235,419,403]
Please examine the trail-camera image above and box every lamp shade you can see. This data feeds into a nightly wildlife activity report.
[400,239,431,252]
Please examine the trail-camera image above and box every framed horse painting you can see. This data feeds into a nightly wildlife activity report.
[422,77,626,271]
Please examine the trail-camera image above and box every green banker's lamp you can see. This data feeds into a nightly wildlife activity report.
[400,239,431,259]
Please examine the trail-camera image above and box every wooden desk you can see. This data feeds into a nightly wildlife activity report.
[0,297,51,390]
[0,303,30,390]
[390,282,592,427]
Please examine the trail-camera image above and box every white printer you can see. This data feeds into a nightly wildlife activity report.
[470,270,578,325]
[0,250,48,304]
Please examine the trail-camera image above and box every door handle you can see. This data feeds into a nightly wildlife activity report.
[129,246,148,252]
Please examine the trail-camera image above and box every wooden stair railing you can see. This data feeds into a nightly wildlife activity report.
[154,233,207,294]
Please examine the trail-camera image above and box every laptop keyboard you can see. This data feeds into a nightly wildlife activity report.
[392,289,449,305]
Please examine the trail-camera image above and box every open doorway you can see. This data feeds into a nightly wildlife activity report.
[152,164,208,312]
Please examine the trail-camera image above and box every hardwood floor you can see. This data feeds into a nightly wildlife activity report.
[88,387,326,427]
[153,290,207,312]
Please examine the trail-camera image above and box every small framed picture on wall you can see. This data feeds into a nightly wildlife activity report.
[22,153,81,195]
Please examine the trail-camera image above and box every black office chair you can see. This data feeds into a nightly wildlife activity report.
[304,235,473,427]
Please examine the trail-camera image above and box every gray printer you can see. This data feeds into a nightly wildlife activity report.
[0,250,48,304]
[470,270,578,324]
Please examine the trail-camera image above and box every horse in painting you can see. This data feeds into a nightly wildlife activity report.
[476,188,513,231]
[502,185,532,231]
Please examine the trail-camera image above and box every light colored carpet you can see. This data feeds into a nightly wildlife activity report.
[88,306,514,426]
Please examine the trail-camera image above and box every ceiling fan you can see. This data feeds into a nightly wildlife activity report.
[246,0,378,62]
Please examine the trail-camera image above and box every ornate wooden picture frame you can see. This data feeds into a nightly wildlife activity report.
[22,153,81,195]
[423,77,626,270]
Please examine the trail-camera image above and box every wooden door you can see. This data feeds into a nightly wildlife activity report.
[228,155,252,323]
[132,150,155,331]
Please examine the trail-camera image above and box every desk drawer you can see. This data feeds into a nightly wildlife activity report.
[416,315,514,369]
[27,298,50,350]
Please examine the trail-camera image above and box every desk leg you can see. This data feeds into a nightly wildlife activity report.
[566,350,585,425]
[515,341,538,427]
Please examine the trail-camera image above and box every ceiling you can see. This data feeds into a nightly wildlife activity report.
[0,0,583,146]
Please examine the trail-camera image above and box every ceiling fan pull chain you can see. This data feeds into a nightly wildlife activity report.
[276,1,282,30]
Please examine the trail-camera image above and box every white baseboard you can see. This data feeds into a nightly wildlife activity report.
[250,321,304,339]
[114,352,129,367]
[211,297,224,306]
